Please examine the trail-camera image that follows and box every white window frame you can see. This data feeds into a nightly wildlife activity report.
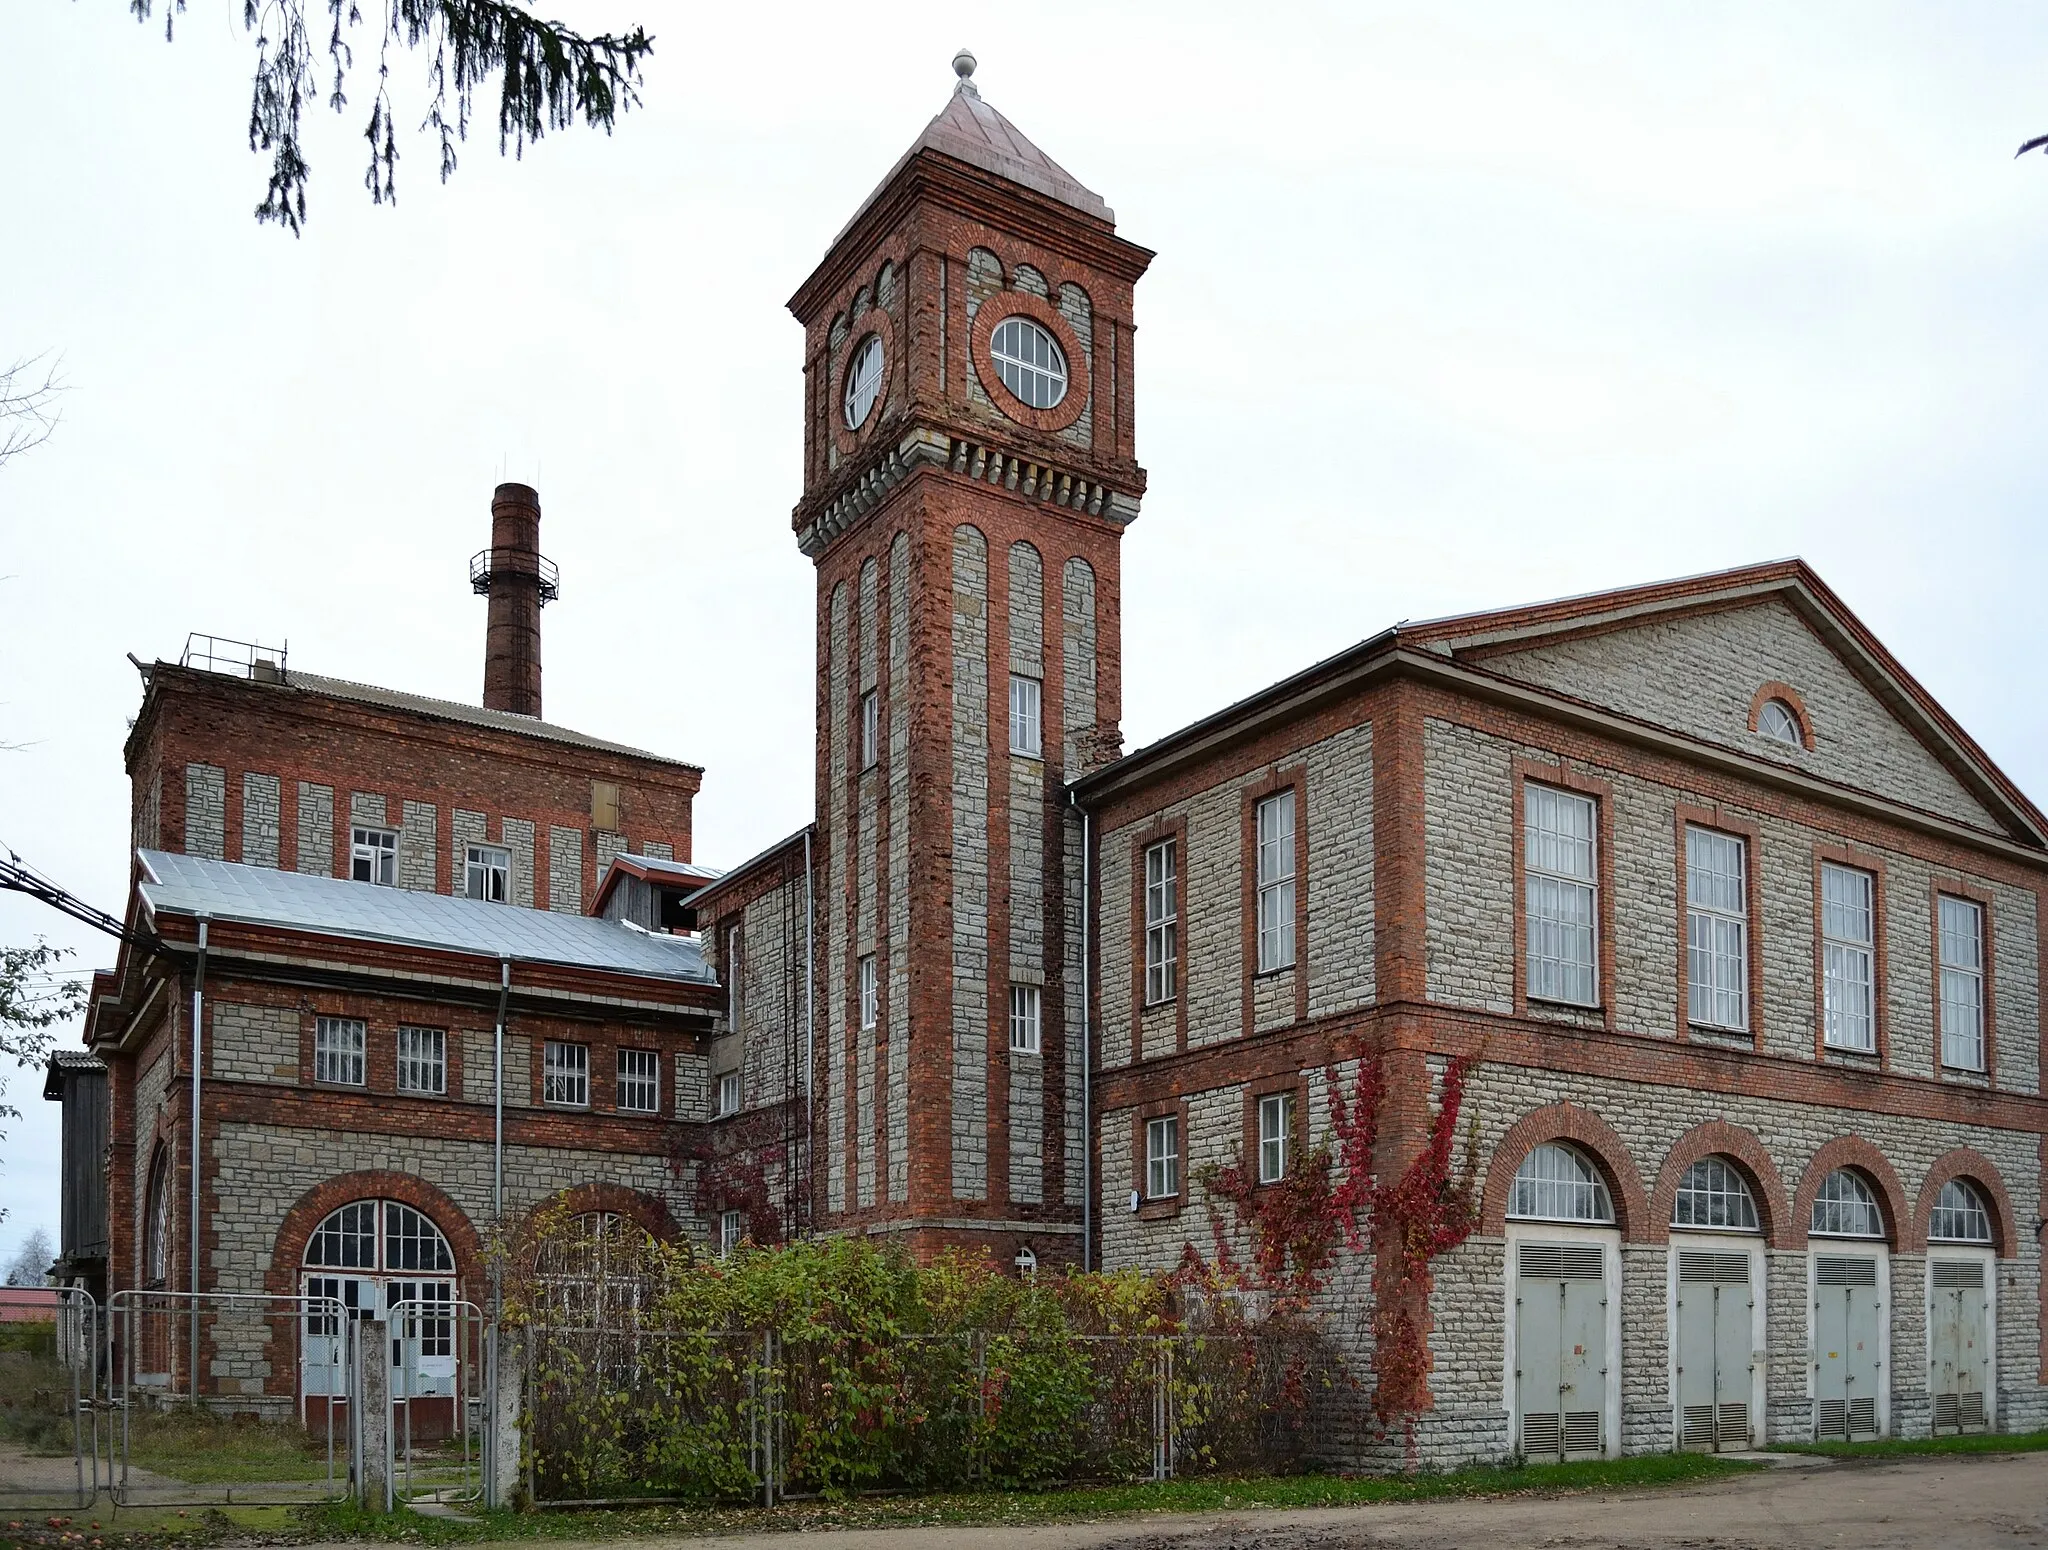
[350,826,397,887]
[616,1048,659,1114]
[1145,1114,1180,1200]
[1257,1091,1294,1185]
[1144,838,1178,1005]
[542,1040,590,1108]
[1938,895,1985,1073]
[1525,784,1598,1007]
[1821,863,1876,1053]
[314,1016,366,1087]
[989,316,1069,409]
[464,843,511,903]
[716,1070,741,1117]
[1508,1142,1614,1224]
[843,333,884,429]
[1009,674,1042,758]
[858,954,878,1031]
[1686,827,1749,1032]
[1256,790,1296,974]
[1008,984,1041,1054]
[1928,1179,1993,1244]
[860,689,879,770]
[1810,1168,1886,1239]
[725,925,742,1031]
[395,1025,446,1096]
[1757,698,1803,747]
[719,1209,744,1259]
[1670,1155,1759,1233]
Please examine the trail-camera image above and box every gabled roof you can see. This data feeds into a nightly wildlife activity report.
[44,1047,107,1100]
[135,849,716,984]
[589,852,724,916]
[835,64,1111,247]
[686,826,812,912]
[1076,560,2047,851]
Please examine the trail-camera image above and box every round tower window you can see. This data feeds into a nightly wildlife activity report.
[990,316,1068,410]
[843,334,885,429]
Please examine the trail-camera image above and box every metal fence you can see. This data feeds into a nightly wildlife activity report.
[524,1321,1340,1506]
[0,1288,102,1511]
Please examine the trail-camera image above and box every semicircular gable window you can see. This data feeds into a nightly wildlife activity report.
[1509,1142,1614,1224]
[1757,698,1803,747]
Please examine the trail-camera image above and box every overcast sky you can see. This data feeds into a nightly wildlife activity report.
[3,2,2046,1267]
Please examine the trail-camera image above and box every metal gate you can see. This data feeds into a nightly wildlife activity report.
[1515,1241,1607,1461]
[389,1295,485,1506]
[1674,1248,1755,1451]
[1813,1254,1883,1440]
[1928,1258,1990,1435]
[0,1288,102,1511]
[107,1289,356,1506]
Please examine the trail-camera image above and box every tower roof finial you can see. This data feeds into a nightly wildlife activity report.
[952,48,978,97]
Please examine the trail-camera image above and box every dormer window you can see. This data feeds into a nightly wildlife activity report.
[1757,698,1802,747]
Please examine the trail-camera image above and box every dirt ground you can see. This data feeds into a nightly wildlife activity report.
[608,1451,2048,1550]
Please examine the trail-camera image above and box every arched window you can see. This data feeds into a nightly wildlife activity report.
[1509,1143,1614,1224]
[842,334,884,429]
[1671,1156,1760,1232]
[304,1199,454,1274]
[533,1210,658,1321]
[1928,1179,1993,1244]
[143,1148,172,1288]
[989,316,1068,409]
[300,1200,459,1419]
[1810,1169,1885,1239]
[1757,698,1803,747]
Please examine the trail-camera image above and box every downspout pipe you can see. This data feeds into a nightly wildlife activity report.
[801,828,815,1234]
[1068,796,1093,1273]
[486,955,510,1509]
[189,916,208,1405]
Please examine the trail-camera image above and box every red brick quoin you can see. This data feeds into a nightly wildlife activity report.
[1479,1101,1650,1239]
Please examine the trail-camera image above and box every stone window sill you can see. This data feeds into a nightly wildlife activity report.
[1136,1196,1181,1222]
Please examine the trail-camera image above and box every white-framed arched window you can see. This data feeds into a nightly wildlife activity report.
[989,316,1068,409]
[1928,1179,1993,1245]
[1757,698,1803,746]
[1810,1169,1885,1239]
[842,334,884,429]
[301,1199,459,1415]
[143,1146,172,1288]
[1671,1156,1760,1232]
[1509,1143,1615,1224]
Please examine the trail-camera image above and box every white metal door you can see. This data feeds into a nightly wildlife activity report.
[303,1275,373,1404]
[1675,1248,1754,1450]
[1813,1254,1883,1440]
[387,1281,458,1400]
[1928,1258,1990,1434]
[1516,1241,1606,1461]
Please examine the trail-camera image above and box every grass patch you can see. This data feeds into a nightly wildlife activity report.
[0,1503,299,1550]
[295,1451,1758,1544]
[117,1409,352,1486]
[1773,1427,2048,1460]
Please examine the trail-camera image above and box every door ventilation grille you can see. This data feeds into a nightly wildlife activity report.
[1563,1411,1603,1454]
[1816,1256,1879,1287]
[1958,1393,1986,1430]
[1717,1402,1749,1445]
[1816,1397,1847,1439]
[1932,1259,1985,1289]
[1522,1411,1561,1457]
[1682,1405,1716,1448]
[1934,1393,1959,1431]
[1679,1251,1750,1284]
[1848,1396,1878,1437]
[1519,1243,1605,1281]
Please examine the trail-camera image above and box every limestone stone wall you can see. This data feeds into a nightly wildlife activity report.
[209,1001,298,1084]
[951,525,990,1198]
[547,826,582,913]
[295,782,332,875]
[241,773,280,868]
[826,578,850,1214]
[184,763,226,859]
[887,532,912,1204]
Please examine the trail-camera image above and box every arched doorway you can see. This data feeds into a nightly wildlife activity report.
[1926,1178,1995,1435]
[1808,1168,1889,1441]
[301,1199,459,1437]
[1505,1142,1620,1462]
[1667,1156,1764,1452]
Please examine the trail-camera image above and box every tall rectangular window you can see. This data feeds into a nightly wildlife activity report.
[1821,863,1876,1052]
[1144,838,1179,1005]
[1939,895,1985,1072]
[464,844,511,903]
[1008,984,1041,1053]
[315,1017,366,1086]
[617,1048,659,1112]
[717,1070,741,1117]
[1257,1091,1294,1185]
[1686,827,1748,1031]
[351,826,397,886]
[395,1025,445,1095]
[719,1210,743,1259]
[1145,1114,1180,1200]
[543,1040,590,1107]
[860,689,879,770]
[725,925,742,1031]
[1009,674,1042,757]
[1256,790,1296,973]
[858,954,878,1031]
[1525,784,1598,1006]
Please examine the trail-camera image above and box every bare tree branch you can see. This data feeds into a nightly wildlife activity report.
[130,1,653,234]
[0,354,67,468]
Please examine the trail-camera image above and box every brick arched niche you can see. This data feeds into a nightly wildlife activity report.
[1649,1120,1795,1249]
[1912,1148,2018,1258]
[265,1171,484,1302]
[1481,1103,1650,1240]
[1792,1138,1909,1248]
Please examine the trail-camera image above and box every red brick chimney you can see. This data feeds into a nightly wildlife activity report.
[471,482,558,718]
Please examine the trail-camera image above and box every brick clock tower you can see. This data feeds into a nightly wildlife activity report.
[787,52,1152,1264]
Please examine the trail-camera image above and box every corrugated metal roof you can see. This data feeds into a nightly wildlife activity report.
[137,850,716,985]
[276,669,702,771]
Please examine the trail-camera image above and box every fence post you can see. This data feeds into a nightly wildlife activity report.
[359,1318,392,1512]
[485,1326,523,1510]
[761,1330,777,1510]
